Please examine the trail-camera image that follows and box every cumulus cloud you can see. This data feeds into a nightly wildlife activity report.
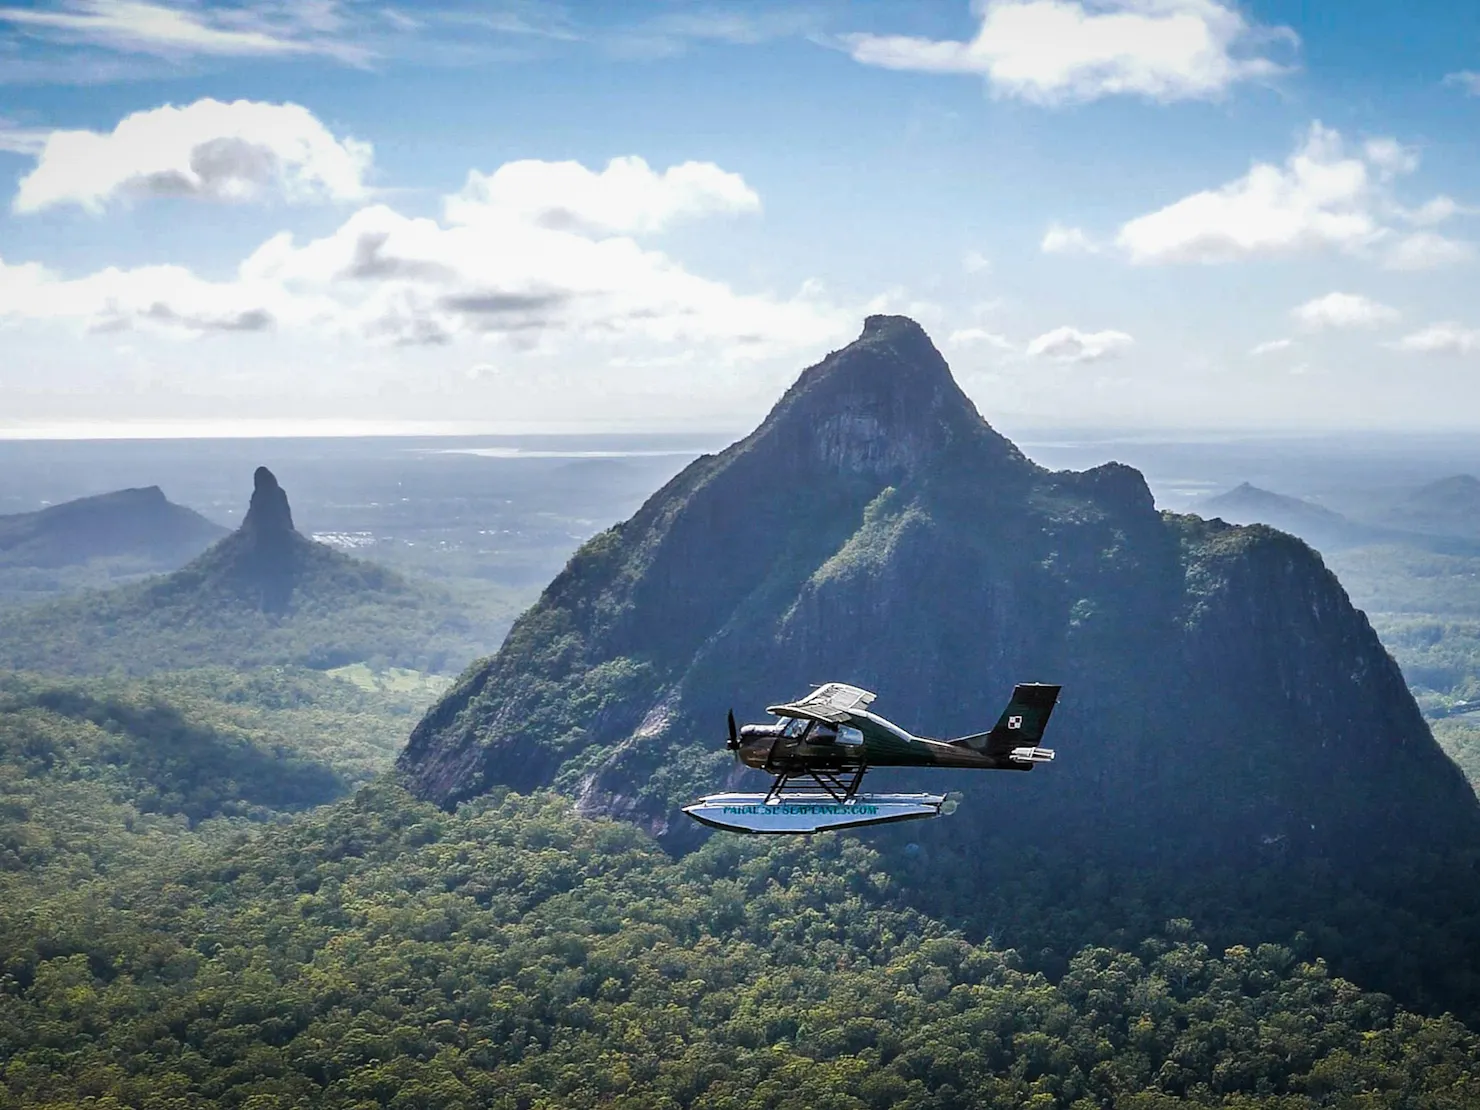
[1114,122,1471,267]
[1389,323,1480,357]
[1250,337,1293,356]
[1,153,849,358]
[1041,223,1099,254]
[843,0,1293,105]
[0,252,324,336]
[445,156,758,235]
[14,99,371,214]
[1363,137,1418,178]
[1398,195,1468,226]
[1117,123,1388,264]
[1383,231,1475,271]
[1026,326,1133,362]
[1290,292,1399,331]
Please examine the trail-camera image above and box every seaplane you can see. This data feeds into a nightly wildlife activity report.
[683,681,1061,835]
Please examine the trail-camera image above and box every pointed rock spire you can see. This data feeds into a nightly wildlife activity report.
[241,466,295,538]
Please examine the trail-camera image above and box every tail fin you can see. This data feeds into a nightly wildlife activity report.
[956,683,1061,764]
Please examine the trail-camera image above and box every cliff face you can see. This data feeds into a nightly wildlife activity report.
[397,317,1480,867]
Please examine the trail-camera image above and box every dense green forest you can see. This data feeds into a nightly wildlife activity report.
[0,667,430,892]
[1324,545,1480,717]
[2,786,1479,1110]
[0,564,515,677]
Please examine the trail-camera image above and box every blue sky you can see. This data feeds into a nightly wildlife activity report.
[1,0,1479,436]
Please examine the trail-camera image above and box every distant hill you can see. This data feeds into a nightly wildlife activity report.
[1377,474,1480,540]
[0,468,506,675]
[0,485,225,569]
[1194,482,1380,550]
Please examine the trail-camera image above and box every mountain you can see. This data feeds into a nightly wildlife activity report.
[398,317,1479,878]
[0,467,503,675]
[0,484,225,569]
[1194,482,1380,550]
[1378,474,1480,540]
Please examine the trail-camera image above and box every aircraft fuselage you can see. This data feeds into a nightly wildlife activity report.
[736,710,1005,772]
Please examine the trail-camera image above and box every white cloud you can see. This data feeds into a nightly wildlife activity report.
[843,0,1293,105]
[962,249,991,273]
[1398,195,1467,226]
[1041,223,1099,254]
[0,123,47,155]
[445,155,758,236]
[1382,231,1475,271]
[1291,292,1398,331]
[947,327,1013,350]
[0,0,364,61]
[1114,122,1470,267]
[1445,71,1480,96]
[608,7,820,59]
[1389,323,1480,357]
[14,99,371,214]
[1250,337,1293,356]
[1026,325,1132,362]
[1,153,849,359]
[1117,123,1388,264]
[1363,137,1417,178]
[0,253,317,335]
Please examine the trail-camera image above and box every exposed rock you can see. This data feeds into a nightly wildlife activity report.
[241,466,295,538]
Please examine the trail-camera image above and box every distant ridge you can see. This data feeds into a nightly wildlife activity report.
[1193,482,1379,550]
[0,467,496,675]
[0,485,225,569]
[1378,474,1480,540]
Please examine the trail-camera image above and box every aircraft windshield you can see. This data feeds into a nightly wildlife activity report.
[780,717,808,738]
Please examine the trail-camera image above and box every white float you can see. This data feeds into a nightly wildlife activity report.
[683,791,945,834]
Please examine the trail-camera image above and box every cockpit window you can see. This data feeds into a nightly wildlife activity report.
[839,725,864,747]
[781,717,808,738]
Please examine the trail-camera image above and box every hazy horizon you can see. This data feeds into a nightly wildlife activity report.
[4,1,1480,433]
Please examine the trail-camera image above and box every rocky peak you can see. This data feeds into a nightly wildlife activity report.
[241,467,295,538]
[751,315,1022,481]
[114,485,167,505]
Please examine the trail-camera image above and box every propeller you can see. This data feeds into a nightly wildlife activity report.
[726,709,739,751]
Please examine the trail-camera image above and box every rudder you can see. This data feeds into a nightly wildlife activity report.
[956,683,1061,759]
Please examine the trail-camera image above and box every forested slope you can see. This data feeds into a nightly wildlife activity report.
[1,786,1477,1110]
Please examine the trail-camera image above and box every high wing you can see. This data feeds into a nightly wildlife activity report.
[766,682,876,724]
